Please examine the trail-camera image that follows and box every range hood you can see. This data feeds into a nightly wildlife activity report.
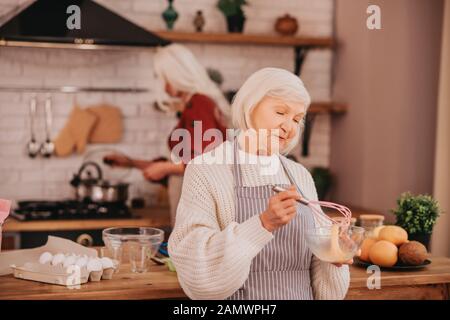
[0,0,170,50]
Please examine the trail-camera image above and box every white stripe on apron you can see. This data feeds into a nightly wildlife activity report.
[227,138,315,300]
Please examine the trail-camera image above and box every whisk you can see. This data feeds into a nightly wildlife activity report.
[271,185,352,230]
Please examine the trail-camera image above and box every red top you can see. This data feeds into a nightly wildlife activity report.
[168,94,227,162]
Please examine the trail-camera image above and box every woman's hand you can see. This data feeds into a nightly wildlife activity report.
[332,249,362,268]
[260,185,300,232]
[141,161,185,181]
[103,154,133,168]
[142,161,171,181]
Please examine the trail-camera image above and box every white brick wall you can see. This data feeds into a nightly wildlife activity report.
[0,0,334,202]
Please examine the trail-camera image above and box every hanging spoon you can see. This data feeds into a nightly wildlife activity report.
[27,94,40,158]
[40,94,55,157]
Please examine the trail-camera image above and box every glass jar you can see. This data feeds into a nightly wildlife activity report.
[359,214,385,238]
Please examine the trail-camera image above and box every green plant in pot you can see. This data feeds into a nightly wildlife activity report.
[392,192,441,250]
[311,167,332,201]
[217,0,249,33]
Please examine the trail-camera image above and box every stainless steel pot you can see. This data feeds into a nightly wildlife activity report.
[90,181,129,203]
[70,161,129,203]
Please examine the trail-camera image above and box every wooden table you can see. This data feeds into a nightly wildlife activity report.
[1,257,449,300]
[346,257,450,300]
[0,263,185,300]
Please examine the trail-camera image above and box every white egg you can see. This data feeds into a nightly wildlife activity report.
[87,258,103,272]
[75,256,88,268]
[51,253,66,266]
[63,255,77,268]
[39,252,53,264]
[100,257,114,269]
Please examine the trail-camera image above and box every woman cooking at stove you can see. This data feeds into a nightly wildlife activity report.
[105,44,229,227]
[168,68,352,300]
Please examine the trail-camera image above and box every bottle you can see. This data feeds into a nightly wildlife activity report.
[162,0,179,30]
[193,10,205,32]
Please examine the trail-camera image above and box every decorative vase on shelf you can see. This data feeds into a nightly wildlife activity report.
[162,0,178,30]
[226,15,246,33]
[193,10,205,32]
[275,14,299,36]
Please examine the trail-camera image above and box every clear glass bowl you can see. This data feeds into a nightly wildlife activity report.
[305,226,365,263]
[102,227,164,273]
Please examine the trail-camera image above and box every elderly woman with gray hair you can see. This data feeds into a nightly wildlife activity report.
[168,67,351,300]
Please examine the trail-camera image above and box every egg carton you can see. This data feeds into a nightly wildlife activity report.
[11,252,116,286]
[0,236,118,286]
[11,262,91,286]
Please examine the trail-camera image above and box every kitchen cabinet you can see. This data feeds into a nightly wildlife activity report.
[0,257,449,300]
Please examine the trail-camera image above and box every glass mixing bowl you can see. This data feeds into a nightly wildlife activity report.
[305,225,365,263]
[102,227,164,273]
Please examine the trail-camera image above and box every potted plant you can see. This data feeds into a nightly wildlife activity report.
[311,167,333,201]
[392,192,441,250]
[217,0,249,33]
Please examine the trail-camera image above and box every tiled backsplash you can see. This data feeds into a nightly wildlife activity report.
[0,0,333,203]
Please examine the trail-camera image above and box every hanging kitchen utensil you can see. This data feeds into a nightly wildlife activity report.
[26,94,40,158]
[40,94,55,157]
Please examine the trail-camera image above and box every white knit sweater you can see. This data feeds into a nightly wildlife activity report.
[168,140,350,300]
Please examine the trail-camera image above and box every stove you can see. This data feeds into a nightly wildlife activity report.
[12,200,132,221]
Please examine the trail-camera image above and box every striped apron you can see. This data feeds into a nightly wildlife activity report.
[227,139,315,300]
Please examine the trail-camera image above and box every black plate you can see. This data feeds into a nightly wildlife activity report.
[354,257,431,271]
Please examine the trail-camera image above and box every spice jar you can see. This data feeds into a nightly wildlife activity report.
[359,214,385,238]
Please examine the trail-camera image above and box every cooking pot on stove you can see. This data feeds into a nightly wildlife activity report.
[70,161,129,203]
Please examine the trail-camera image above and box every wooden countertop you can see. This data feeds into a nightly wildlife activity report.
[349,257,450,288]
[0,257,449,300]
[0,263,185,300]
[346,257,450,300]
[2,207,171,232]
[2,205,382,233]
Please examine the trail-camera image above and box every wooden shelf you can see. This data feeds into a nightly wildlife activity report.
[155,31,334,48]
[309,102,347,115]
